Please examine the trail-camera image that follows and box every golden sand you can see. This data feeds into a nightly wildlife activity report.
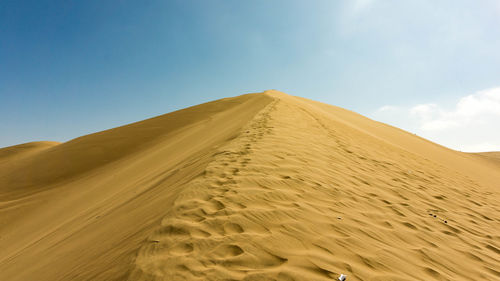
[1,90,499,280]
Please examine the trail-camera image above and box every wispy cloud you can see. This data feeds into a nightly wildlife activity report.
[376,105,398,112]
[371,87,500,152]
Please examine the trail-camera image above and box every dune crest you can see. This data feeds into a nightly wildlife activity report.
[1,90,499,280]
[0,141,59,163]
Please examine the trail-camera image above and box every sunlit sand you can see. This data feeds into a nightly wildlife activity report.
[1,90,498,280]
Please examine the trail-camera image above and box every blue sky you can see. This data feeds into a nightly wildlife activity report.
[1,0,500,151]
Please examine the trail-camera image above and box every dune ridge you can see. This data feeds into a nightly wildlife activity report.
[1,90,499,280]
[475,152,500,168]
[0,92,273,280]
[0,141,60,164]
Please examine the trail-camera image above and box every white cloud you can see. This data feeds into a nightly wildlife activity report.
[413,87,500,132]
[410,104,440,122]
[371,87,500,152]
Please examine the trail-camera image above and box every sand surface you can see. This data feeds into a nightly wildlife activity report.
[0,90,499,280]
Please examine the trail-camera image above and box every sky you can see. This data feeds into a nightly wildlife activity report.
[1,0,500,151]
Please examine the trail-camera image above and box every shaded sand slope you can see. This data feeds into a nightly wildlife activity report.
[0,94,271,199]
[1,90,499,280]
[0,141,60,164]
[0,93,273,281]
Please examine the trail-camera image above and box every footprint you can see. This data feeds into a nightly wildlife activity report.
[170,242,194,255]
[224,222,244,234]
[214,244,244,257]
[381,199,392,205]
[402,222,417,230]
[423,267,441,278]
[192,228,211,238]
[157,225,190,237]
[208,199,225,211]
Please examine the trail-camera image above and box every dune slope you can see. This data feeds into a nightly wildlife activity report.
[1,90,499,281]
[0,93,273,281]
[0,141,60,164]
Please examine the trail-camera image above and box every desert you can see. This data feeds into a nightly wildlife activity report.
[1,90,499,280]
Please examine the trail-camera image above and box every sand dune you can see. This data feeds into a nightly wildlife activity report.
[1,90,499,280]
[475,152,500,168]
[0,141,60,164]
